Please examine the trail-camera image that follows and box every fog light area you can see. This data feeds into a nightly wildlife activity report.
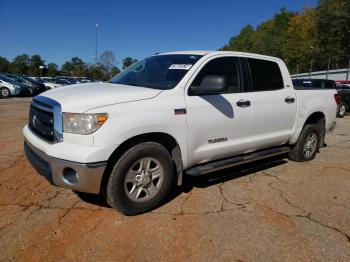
[63,167,79,184]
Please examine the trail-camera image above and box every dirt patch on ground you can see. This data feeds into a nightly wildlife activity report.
[1,97,349,261]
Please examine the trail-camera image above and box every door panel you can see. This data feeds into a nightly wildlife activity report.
[244,89,296,151]
[185,56,252,167]
[244,58,296,151]
[185,93,252,166]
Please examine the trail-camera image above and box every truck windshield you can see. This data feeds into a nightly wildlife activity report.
[110,54,203,90]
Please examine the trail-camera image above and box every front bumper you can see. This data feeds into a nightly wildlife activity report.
[24,140,107,194]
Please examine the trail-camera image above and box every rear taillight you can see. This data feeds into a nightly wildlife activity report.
[334,94,342,105]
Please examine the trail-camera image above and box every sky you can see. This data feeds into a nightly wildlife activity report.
[0,0,316,67]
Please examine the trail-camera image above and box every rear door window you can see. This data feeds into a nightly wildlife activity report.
[323,81,335,89]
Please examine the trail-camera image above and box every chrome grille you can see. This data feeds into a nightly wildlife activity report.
[28,96,63,143]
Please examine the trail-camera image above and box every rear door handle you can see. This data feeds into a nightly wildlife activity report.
[285,97,295,103]
[236,99,251,107]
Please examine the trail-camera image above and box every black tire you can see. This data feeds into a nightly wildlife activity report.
[337,102,347,118]
[0,87,11,97]
[105,142,175,215]
[288,122,324,162]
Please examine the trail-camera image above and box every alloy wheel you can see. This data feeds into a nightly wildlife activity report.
[124,157,164,202]
[303,132,318,158]
[1,88,9,97]
[339,105,346,117]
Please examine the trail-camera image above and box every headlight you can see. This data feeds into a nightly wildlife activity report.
[63,113,108,135]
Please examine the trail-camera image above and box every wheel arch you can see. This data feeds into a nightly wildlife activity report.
[289,111,326,146]
[303,111,325,126]
[100,132,184,194]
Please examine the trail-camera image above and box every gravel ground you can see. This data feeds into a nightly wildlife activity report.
[0,97,349,261]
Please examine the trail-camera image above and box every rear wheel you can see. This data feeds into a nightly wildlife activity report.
[337,102,347,118]
[288,122,323,162]
[0,87,11,97]
[105,142,175,215]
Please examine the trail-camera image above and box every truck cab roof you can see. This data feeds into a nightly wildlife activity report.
[156,50,283,62]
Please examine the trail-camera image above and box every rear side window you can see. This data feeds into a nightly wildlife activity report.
[311,80,322,88]
[191,57,241,93]
[248,58,284,91]
[323,81,335,89]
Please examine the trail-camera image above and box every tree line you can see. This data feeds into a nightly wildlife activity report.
[0,51,138,81]
[2,0,348,78]
[221,0,350,74]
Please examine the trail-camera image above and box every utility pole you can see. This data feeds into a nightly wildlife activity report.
[309,61,313,79]
[346,57,350,81]
[309,46,314,79]
[296,64,299,78]
[39,65,45,77]
[326,57,330,80]
[95,23,99,64]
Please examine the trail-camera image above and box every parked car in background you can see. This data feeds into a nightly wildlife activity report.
[33,77,63,89]
[21,76,48,94]
[54,78,71,85]
[78,77,93,83]
[55,76,83,85]
[292,79,336,89]
[5,74,30,86]
[335,80,350,87]
[54,77,76,84]
[0,75,33,97]
[5,75,47,95]
[42,77,71,86]
[71,77,85,83]
[336,85,350,118]
[292,79,346,117]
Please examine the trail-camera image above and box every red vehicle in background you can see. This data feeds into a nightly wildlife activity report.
[335,80,350,87]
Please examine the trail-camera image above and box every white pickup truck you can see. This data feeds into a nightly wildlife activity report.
[23,51,338,215]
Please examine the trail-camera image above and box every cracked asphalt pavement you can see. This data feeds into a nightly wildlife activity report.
[1,97,350,261]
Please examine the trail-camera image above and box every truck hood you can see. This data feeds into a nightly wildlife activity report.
[41,82,162,112]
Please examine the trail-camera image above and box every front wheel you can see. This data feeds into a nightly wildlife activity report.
[0,87,11,97]
[105,142,175,215]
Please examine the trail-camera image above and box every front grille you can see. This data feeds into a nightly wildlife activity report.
[29,100,55,142]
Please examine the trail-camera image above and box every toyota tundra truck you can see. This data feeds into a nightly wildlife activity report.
[23,51,337,215]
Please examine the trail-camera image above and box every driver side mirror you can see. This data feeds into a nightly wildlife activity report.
[190,75,228,95]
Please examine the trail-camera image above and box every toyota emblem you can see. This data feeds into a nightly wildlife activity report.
[32,114,38,127]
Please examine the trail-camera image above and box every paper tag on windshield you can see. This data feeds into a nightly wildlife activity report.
[169,64,192,70]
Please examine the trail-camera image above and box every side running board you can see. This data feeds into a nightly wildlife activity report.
[185,146,291,176]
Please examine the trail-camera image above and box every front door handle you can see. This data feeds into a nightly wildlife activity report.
[236,99,251,107]
[285,97,295,103]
